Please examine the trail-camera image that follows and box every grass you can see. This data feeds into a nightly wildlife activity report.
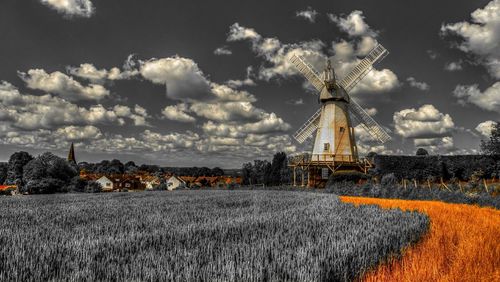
[341,196,500,282]
[0,190,428,281]
[326,181,499,209]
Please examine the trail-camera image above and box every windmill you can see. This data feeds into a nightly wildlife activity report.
[288,44,391,187]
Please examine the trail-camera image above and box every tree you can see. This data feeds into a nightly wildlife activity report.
[416,148,429,156]
[23,152,78,194]
[211,167,224,176]
[124,161,139,174]
[0,163,7,184]
[270,152,289,185]
[5,151,33,186]
[480,121,500,155]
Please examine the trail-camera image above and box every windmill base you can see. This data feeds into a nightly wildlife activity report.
[288,154,373,188]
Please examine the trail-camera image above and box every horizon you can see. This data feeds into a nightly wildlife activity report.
[0,0,498,168]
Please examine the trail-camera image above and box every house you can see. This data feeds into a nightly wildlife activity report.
[141,175,161,190]
[96,176,114,191]
[167,176,187,191]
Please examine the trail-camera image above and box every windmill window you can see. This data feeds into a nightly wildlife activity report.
[324,143,330,151]
[339,127,345,133]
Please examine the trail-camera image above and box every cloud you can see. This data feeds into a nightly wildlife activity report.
[140,56,211,101]
[413,136,455,152]
[364,107,377,116]
[227,23,262,42]
[214,46,232,56]
[210,83,256,102]
[296,7,318,23]
[225,22,400,97]
[162,103,196,123]
[40,0,94,18]
[0,81,139,130]
[444,60,463,71]
[113,104,150,126]
[225,66,257,88]
[55,125,102,141]
[66,63,138,83]
[327,10,377,37]
[441,0,500,78]
[406,77,430,91]
[427,49,439,60]
[18,69,109,101]
[475,120,496,137]
[286,98,304,105]
[393,104,455,138]
[453,82,500,112]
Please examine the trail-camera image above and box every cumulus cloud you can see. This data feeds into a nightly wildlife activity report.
[40,0,94,18]
[413,136,455,152]
[453,82,500,112]
[327,10,377,37]
[66,63,138,83]
[406,77,430,91]
[162,103,196,123]
[444,60,463,71]
[140,56,211,101]
[475,120,497,137]
[18,69,109,101]
[441,0,500,78]
[296,7,318,23]
[393,104,455,139]
[0,81,139,130]
[214,46,232,56]
[55,125,102,141]
[225,22,399,96]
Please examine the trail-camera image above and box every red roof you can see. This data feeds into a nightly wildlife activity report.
[0,185,16,191]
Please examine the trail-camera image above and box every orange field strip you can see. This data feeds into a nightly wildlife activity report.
[340,196,500,282]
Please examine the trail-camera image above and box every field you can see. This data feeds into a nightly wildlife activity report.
[0,190,428,281]
[342,196,500,281]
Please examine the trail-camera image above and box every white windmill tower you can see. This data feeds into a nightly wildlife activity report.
[289,44,391,187]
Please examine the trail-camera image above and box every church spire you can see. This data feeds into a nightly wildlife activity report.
[68,142,76,164]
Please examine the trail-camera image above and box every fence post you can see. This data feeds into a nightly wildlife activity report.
[483,179,489,193]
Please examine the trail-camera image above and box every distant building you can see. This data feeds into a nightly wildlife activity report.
[167,176,186,191]
[96,176,113,191]
[67,143,76,164]
[141,175,161,190]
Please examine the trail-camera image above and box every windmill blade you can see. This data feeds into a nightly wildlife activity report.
[348,99,391,143]
[339,44,389,92]
[289,55,325,93]
[293,108,322,143]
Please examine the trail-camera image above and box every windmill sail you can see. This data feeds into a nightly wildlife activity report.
[339,44,389,92]
[348,99,391,143]
[289,55,325,92]
[293,108,321,143]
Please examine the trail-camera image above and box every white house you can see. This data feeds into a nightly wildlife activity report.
[167,176,186,191]
[96,176,114,191]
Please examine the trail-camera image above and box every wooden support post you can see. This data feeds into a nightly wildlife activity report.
[403,179,407,189]
[440,177,451,191]
[293,167,296,187]
[427,179,431,189]
[301,170,304,187]
[483,179,489,193]
[414,179,418,188]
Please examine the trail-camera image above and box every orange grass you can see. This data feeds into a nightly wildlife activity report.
[340,196,500,282]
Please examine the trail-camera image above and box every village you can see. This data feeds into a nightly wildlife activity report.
[80,172,242,192]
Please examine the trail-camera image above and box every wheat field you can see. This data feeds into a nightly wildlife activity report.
[0,190,429,281]
[341,196,500,282]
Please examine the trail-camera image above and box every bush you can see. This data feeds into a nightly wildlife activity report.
[327,171,370,184]
[85,181,102,193]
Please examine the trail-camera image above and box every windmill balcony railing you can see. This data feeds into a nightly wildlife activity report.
[290,153,357,165]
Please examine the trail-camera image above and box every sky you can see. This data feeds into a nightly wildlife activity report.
[0,0,498,168]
